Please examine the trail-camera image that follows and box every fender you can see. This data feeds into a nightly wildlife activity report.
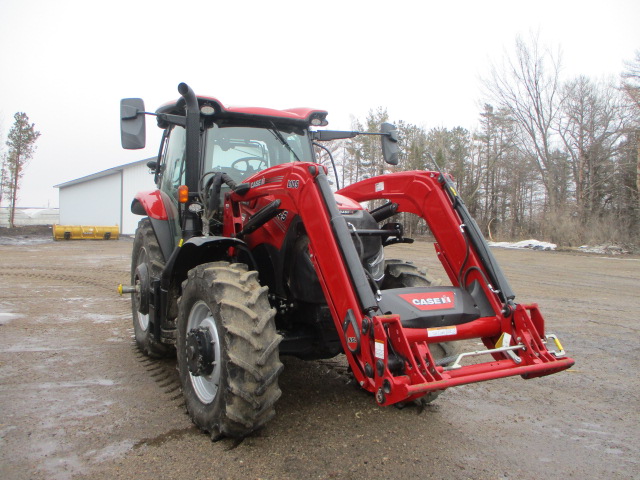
[131,190,170,220]
[154,236,251,337]
[132,190,179,261]
[160,236,250,291]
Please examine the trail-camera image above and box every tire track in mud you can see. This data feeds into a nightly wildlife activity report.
[0,267,127,292]
[127,333,199,449]
[2,254,188,430]
[128,328,184,408]
[3,259,189,427]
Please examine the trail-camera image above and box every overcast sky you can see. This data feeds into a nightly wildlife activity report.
[1,0,638,208]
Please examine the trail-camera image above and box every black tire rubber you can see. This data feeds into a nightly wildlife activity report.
[177,262,283,439]
[131,218,170,358]
[381,259,457,404]
[381,258,442,289]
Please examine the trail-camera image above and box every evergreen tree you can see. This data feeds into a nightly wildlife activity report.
[5,112,40,227]
[0,153,8,208]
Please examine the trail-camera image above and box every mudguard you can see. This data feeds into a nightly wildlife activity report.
[160,236,249,290]
[131,190,176,261]
[131,190,169,220]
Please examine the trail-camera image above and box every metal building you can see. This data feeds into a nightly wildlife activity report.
[55,158,155,235]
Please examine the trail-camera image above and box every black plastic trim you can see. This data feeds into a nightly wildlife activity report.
[315,173,378,312]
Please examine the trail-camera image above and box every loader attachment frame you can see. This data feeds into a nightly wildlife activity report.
[227,163,574,406]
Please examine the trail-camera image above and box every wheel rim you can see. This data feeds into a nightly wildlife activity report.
[187,300,222,404]
[135,308,149,332]
[134,248,149,332]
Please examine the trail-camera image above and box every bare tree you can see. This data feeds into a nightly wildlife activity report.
[484,34,567,212]
[343,108,390,184]
[621,50,640,116]
[621,50,640,217]
[557,76,628,220]
[0,123,5,208]
[473,104,541,238]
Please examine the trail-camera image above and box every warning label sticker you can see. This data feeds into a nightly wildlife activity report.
[375,340,385,359]
[427,326,457,337]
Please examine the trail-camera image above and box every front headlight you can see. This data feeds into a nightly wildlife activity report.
[367,246,385,283]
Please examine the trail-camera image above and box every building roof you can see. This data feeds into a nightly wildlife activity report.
[54,157,155,189]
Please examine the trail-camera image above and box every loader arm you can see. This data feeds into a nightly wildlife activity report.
[228,164,574,406]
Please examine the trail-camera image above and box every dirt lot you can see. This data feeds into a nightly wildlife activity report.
[0,234,638,480]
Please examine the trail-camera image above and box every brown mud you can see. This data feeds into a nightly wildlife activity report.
[0,238,638,479]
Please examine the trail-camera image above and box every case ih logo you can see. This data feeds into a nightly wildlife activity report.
[398,291,455,311]
[250,178,265,188]
[250,176,283,189]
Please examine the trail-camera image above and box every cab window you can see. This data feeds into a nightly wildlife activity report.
[203,124,312,183]
[160,126,187,202]
[158,125,186,246]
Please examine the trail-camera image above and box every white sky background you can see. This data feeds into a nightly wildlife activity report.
[0,0,638,207]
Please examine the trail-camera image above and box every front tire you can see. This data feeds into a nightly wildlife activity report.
[131,218,169,358]
[177,262,283,439]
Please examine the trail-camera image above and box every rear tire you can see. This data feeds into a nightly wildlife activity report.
[177,262,283,439]
[382,259,456,404]
[131,218,169,358]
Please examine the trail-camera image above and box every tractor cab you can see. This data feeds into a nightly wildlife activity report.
[122,90,332,245]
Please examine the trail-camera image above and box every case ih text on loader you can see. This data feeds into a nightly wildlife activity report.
[118,83,574,440]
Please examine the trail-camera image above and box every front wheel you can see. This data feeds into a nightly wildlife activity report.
[177,262,283,439]
[131,218,170,357]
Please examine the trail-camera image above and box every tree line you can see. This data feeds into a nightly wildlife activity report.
[318,38,639,246]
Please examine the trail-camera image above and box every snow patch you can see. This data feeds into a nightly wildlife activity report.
[0,311,24,325]
[577,245,630,255]
[0,236,52,246]
[489,239,557,251]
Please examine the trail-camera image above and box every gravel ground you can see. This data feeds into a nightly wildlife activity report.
[0,236,638,479]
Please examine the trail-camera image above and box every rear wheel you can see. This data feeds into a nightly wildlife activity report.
[382,259,457,404]
[177,262,283,439]
[131,218,169,358]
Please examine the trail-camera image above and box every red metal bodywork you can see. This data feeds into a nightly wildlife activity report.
[134,190,170,221]
[226,164,574,405]
[157,95,328,126]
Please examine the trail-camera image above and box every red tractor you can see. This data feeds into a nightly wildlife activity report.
[119,83,573,439]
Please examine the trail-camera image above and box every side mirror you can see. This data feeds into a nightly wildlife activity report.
[120,98,146,149]
[380,122,399,165]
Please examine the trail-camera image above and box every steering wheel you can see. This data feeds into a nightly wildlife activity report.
[231,157,268,174]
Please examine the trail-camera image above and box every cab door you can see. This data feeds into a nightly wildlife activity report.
[157,125,187,250]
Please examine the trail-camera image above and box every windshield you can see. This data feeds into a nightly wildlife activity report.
[203,124,314,183]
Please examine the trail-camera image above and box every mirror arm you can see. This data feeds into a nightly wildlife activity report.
[135,111,186,127]
[155,113,186,127]
[312,130,395,141]
[122,109,187,128]
[312,124,399,165]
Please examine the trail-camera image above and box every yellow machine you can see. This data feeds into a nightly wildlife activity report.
[52,225,120,240]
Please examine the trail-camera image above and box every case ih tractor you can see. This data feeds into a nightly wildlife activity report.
[119,83,573,439]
